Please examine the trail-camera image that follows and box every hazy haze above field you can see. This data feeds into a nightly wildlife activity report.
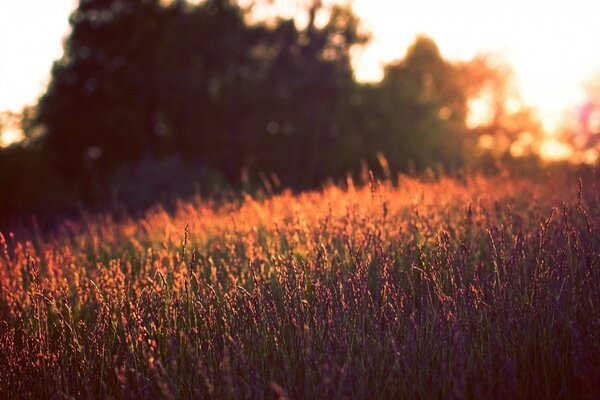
[1,0,600,135]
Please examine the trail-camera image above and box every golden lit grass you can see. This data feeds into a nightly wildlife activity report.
[0,173,599,398]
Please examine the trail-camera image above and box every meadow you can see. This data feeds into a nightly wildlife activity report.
[0,172,599,399]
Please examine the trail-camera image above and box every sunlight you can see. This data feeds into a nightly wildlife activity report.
[591,111,600,134]
[0,128,24,147]
[2,0,600,137]
[351,0,600,135]
[539,138,573,161]
[478,134,494,150]
[466,95,495,129]
[509,132,535,158]
[2,5,600,391]
[583,148,599,164]
[0,0,74,112]
[1,0,600,170]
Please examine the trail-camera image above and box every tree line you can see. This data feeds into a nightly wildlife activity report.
[1,0,522,220]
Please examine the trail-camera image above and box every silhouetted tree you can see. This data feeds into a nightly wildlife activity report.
[341,36,471,172]
[32,0,368,192]
[156,0,268,176]
[248,3,368,185]
[35,0,174,189]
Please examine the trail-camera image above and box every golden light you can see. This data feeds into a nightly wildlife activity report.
[509,132,535,158]
[590,110,600,134]
[466,95,495,129]
[539,138,573,161]
[0,128,24,147]
[583,148,599,164]
[478,134,494,150]
[2,0,600,154]
[0,0,74,113]
[351,0,600,135]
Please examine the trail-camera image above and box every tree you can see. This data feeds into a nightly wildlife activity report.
[31,0,369,193]
[34,0,175,188]
[341,36,471,172]
[463,54,544,160]
[246,2,369,185]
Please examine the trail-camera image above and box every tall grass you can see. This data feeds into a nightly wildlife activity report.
[0,173,599,398]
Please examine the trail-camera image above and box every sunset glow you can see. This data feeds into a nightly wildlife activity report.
[351,0,600,136]
[2,0,600,146]
[539,138,574,161]
[0,0,74,113]
[2,2,600,393]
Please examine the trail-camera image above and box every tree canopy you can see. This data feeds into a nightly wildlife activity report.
[1,0,537,219]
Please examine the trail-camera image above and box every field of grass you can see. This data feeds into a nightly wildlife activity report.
[1,173,599,399]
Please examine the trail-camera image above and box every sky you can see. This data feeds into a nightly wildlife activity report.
[351,0,600,133]
[0,0,74,113]
[1,0,600,137]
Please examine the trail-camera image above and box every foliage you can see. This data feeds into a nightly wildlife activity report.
[32,0,368,188]
[0,146,77,218]
[1,173,599,398]
[27,1,513,195]
[0,0,560,219]
[341,36,474,171]
[34,0,173,181]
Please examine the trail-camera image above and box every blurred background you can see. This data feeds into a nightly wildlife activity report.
[1,0,599,223]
